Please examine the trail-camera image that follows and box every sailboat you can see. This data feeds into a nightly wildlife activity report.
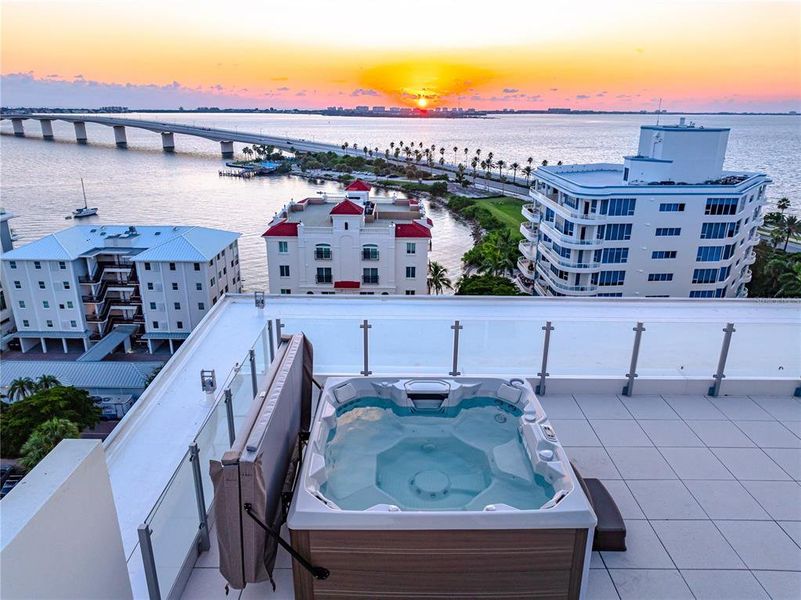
[73,178,98,218]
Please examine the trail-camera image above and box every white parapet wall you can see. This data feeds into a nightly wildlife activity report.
[0,440,133,600]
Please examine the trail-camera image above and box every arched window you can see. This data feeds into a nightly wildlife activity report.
[314,244,332,260]
[362,244,379,261]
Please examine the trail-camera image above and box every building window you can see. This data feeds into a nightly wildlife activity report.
[194,262,201,271]
[696,246,724,262]
[647,273,674,282]
[316,267,333,284]
[34,261,41,269]
[692,268,719,284]
[196,283,202,291]
[46,320,53,328]
[169,262,176,271]
[177,321,184,329]
[280,289,292,295]
[597,292,623,297]
[593,270,626,286]
[152,321,159,329]
[405,290,416,295]
[314,244,332,260]
[600,198,636,216]
[145,262,151,271]
[63,281,70,290]
[38,281,45,289]
[278,241,288,253]
[719,265,732,281]
[59,304,65,309]
[150,302,157,310]
[705,197,738,216]
[604,224,632,241]
[406,266,416,278]
[42,301,50,309]
[67,301,74,309]
[279,265,290,277]
[198,302,205,310]
[147,282,154,290]
[363,268,379,284]
[362,244,379,260]
[18,300,25,308]
[59,261,66,269]
[22,320,29,327]
[601,248,629,264]
[689,290,716,298]
[172,283,178,291]
[344,222,349,230]
[659,203,685,212]
[655,227,681,237]
[406,242,416,255]
[651,250,677,259]
[9,261,16,269]
[174,302,181,310]
[210,277,215,286]
[14,281,21,289]
[70,320,77,328]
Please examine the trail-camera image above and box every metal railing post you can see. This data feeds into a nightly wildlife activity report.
[138,524,161,600]
[267,320,275,362]
[360,320,372,376]
[709,322,736,397]
[622,322,645,397]
[449,320,462,376]
[188,444,210,552]
[275,318,283,342]
[536,321,554,395]
[223,388,235,446]
[249,349,258,398]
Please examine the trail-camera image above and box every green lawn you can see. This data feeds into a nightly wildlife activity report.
[472,196,527,234]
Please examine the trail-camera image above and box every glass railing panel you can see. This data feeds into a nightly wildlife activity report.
[637,321,723,378]
[459,318,542,376]
[228,363,253,432]
[252,326,270,379]
[726,323,801,379]
[194,401,231,510]
[146,452,198,598]
[279,317,364,374]
[370,318,454,375]
[547,320,635,377]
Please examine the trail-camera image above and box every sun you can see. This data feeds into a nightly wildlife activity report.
[417,97,428,108]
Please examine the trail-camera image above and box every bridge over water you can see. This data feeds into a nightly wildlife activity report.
[0,113,345,158]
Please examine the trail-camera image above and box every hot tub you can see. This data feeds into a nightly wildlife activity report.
[288,377,597,599]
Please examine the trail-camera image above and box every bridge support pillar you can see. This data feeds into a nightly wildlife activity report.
[220,140,234,159]
[40,119,54,140]
[161,132,175,152]
[113,125,127,148]
[74,121,88,144]
[11,118,25,137]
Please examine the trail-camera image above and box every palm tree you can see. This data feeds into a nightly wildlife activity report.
[463,147,469,163]
[777,197,791,214]
[452,146,459,164]
[341,142,349,151]
[36,375,61,391]
[510,161,520,184]
[776,262,801,297]
[8,377,37,401]
[242,146,253,161]
[527,156,533,168]
[770,227,785,248]
[471,157,479,181]
[782,215,800,251]
[522,165,533,186]
[541,159,549,166]
[496,159,505,182]
[19,418,81,471]
[764,212,785,228]
[427,261,453,294]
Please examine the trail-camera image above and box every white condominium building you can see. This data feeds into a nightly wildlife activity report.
[518,119,769,298]
[0,225,241,354]
[263,180,431,295]
[0,210,17,350]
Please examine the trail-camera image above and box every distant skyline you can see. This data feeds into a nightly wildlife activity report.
[2,0,800,112]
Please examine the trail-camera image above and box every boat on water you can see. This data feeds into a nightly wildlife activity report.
[73,178,98,218]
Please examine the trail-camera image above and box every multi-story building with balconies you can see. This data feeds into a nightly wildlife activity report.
[518,119,768,298]
[263,180,431,295]
[0,225,241,354]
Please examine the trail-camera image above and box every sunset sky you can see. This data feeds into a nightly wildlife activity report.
[2,0,800,111]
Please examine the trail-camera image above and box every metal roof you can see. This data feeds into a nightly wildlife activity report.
[2,225,240,262]
[0,360,163,391]
[76,325,138,362]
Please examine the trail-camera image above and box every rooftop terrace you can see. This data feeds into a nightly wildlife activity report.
[2,295,799,599]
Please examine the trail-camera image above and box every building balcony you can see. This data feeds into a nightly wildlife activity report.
[514,274,534,295]
[518,240,536,261]
[538,241,601,271]
[521,203,541,223]
[530,189,606,224]
[539,220,604,248]
[535,263,598,296]
[741,269,753,284]
[517,257,536,279]
[744,251,757,265]
[520,221,539,243]
[362,275,380,285]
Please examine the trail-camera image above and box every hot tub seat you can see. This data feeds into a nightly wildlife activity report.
[572,463,626,552]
